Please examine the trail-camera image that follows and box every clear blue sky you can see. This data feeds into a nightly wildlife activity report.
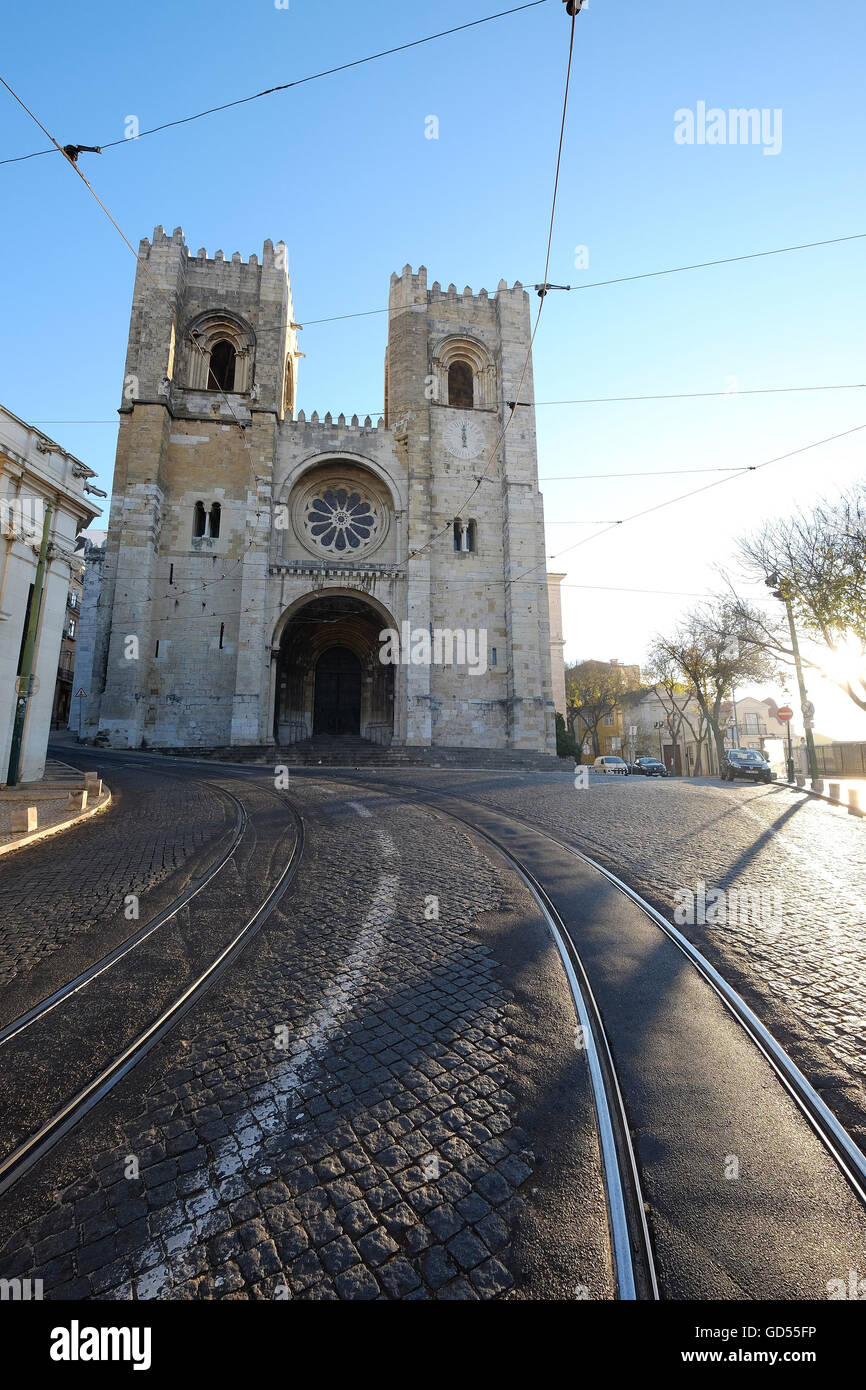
[2,0,864,733]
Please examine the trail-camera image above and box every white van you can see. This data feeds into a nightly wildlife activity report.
[593,755,629,775]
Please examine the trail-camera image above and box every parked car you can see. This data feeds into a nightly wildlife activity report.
[633,757,668,778]
[721,748,774,784]
[593,755,629,775]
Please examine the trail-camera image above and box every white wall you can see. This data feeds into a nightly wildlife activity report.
[0,408,98,783]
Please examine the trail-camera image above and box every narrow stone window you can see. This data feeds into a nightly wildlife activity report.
[169,563,174,585]
[448,361,474,409]
[193,501,207,538]
[219,622,225,650]
[208,339,236,391]
[453,518,462,551]
[209,502,221,539]
[466,519,477,552]
[155,640,160,658]
[491,647,497,667]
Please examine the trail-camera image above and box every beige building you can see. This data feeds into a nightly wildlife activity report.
[0,406,99,783]
[546,573,566,716]
[51,557,85,730]
[82,228,558,758]
[630,688,791,775]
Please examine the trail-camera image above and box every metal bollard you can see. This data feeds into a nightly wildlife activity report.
[829,782,841,802]
[849,790,861,817]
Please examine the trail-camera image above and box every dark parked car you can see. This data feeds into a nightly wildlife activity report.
[634,757,668,778]
[722,748,773,784]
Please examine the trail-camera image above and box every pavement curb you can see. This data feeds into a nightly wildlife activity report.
[780,780,864,819]
[0,787,112,858]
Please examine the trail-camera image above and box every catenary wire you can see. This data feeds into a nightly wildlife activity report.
[0,2,551,165]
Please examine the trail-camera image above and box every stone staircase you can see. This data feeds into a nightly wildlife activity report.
[161,736,562,772]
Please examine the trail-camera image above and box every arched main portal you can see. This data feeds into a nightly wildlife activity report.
[274,593,395,746]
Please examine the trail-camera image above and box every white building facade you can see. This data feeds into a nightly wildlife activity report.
[0,407,98,783]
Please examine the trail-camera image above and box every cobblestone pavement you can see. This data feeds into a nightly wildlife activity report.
[0,759,235,1016]
[346,769,866,1148]
[0,770,611,1301]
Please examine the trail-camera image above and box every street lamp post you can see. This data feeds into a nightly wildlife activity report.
[766,573,819,782]
[731,687,741,747]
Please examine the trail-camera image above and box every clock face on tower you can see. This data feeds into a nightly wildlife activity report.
[443,415,485,461]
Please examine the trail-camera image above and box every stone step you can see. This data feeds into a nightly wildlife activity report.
[157,742,562,772]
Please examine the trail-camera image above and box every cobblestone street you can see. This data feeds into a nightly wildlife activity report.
[0,762,611,1301]
[0,762,235,1008]
[351,770,866,1147]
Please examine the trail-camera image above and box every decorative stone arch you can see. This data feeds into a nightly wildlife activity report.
[432,335,496,409]
[452,517,477,552]
[271,589,401,746]
[184,310,256,393]
[271,585,399,651]
[280,450,408,515]
[275,453,406,565]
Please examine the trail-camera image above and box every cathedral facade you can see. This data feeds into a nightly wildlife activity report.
[83,226,559,756]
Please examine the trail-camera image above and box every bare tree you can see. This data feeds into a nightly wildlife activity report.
[565,660,631,760]
[733,483,866,713]
[652,602,777,771]
[644,651,710,774]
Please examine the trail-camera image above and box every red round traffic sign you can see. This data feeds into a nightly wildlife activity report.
[777,705,793,722]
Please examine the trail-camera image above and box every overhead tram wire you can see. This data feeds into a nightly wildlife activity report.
[0,2,551,166]
[27,378,866,429]
[0,79,252,453]
[26,380,866,431]
[509,421,866,586]
[106,422,817,624]
[293,232,866,329]
[0,77,284,609]
[408,4,579,564]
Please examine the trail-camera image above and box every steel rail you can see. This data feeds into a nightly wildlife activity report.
[0,785,247,1049]
[474,834,658,1301]
[0,794,305,1200]
[325,777,658,1301]
[369,776,866,1210]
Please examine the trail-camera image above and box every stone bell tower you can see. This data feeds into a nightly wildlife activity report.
[91,226,299,748]
[384,266,555,752]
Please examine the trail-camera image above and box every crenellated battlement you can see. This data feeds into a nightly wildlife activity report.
[141,226,287,271]
[389,264,527,308]
[283,411,387,434]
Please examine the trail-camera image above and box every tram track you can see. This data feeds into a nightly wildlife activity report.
[0,784,247,1050]
[11,750,866,1298]
[0,778,305,1201]
[310,769,866,1299]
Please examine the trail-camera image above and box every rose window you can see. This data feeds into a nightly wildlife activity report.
[304,488,379,554]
